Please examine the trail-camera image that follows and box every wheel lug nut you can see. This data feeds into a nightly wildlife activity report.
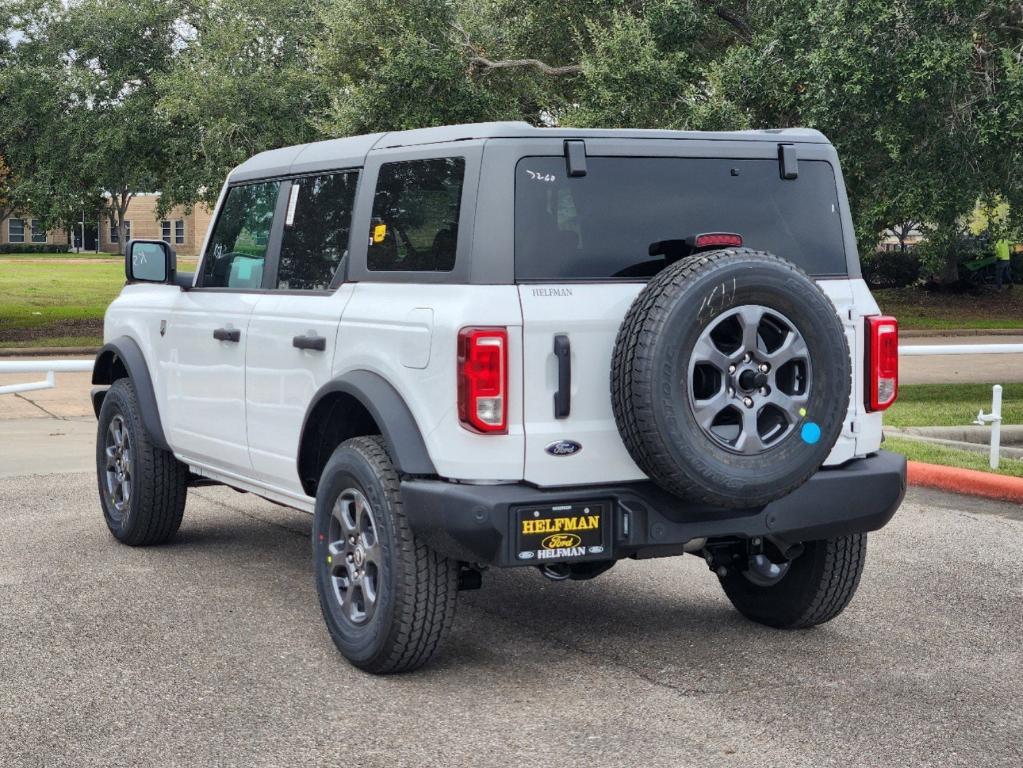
[728,364,736,374]
[743,353,751,363]
[346,553,354,562]
[759,363,770,373]
[743,397,754,408]
[759,387,767,395]
[728,387,735,397]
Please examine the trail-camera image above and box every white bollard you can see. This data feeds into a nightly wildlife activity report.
[990,385,1003,471]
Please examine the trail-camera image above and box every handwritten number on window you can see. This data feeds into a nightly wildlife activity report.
[525,170,557,183]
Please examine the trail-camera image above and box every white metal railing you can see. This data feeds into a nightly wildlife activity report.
[0,360,93,396]
[899,343,1023,356]
[1,344,1020,464]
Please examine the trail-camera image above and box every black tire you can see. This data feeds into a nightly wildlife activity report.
[611,249,851,508]
[313,436,458,674]
[719,534,867,629]
[96,378,188,545]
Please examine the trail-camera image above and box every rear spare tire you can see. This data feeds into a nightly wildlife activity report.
[611,249,851,508]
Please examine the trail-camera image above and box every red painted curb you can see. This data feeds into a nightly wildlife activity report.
[907,461,1023,504]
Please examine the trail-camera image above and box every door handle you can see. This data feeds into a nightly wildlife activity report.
[293,334,326,352]
[213,327,241,343]
[553,334,571,419]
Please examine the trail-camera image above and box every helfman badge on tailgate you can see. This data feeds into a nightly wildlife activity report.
[545,440,582,457]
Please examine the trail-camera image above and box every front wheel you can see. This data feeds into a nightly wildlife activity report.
[718,534,867,629]
[312,436,459,674]
[96,378,188,546]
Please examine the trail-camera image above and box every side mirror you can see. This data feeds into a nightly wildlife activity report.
[126,239,176,284]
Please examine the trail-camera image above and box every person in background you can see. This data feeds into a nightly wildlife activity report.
[994,237,1013,290]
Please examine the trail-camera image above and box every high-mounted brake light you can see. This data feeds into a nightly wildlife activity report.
[866,316,899,411]
[458,328,508,433]
[693,233,743,249]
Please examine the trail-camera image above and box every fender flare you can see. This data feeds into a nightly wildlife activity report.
[300,370,436,478]
[91,337,170,451]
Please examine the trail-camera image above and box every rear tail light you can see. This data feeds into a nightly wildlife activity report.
[458,327,508,433]
[693,232,743,249]
[866,316,898,411]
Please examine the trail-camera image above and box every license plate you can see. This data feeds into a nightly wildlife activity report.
[514,502,610,563]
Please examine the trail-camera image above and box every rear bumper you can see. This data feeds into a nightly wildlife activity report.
[400,450,907,566]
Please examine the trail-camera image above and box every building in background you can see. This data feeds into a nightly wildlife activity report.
[95,194,213,256]
[0,193,213,256]
[0,215,67,248]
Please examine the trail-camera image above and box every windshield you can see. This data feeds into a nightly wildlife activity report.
[514,156,848,280]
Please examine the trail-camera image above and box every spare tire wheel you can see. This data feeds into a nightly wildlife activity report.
[611,249,851,508]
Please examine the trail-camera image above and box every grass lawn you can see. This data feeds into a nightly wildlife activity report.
[874,286,1023,330]
[884,436,1023,479]
[883,383,1023,477]
[885,383,1023,428]
[0,259,197,348]
[0,251,120,260]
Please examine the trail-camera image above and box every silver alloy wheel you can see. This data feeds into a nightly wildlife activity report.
[742,554,791,587]
[327,488,382,625]
[104,414,132,520]
[687,304,812,455]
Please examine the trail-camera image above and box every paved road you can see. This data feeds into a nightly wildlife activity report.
[1,472,1020,768]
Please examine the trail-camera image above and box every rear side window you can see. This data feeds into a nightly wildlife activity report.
[368,157,465,272]
[277,171,359,290]
[202,181,280,289]
[514,156,847,280]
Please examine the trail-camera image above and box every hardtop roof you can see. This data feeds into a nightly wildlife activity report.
[228,122,830,183]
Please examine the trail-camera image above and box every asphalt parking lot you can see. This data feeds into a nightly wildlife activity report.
[1,472,1021,767]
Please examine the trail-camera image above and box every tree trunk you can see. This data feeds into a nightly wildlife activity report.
[113,189,133,255]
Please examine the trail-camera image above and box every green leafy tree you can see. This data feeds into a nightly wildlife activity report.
[0,0,183,251]
[156,0,328,212]
[714,0,1023,280]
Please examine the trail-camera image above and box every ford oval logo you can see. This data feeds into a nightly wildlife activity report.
[545,440,582,457]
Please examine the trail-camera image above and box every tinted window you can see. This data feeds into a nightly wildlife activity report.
[368,158,464,272]
[277,172,359,290]
[514,157,847,279]
[202,181,279,288]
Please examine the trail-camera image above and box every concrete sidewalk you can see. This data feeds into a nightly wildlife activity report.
[0,359,96,477]
[0,358,94,420]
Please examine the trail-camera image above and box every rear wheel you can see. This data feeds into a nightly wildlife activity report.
[718,534,867,629]
[313,436,459,674]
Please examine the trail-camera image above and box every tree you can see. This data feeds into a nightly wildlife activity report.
[156,0,329,212]
[0,0,183,251]
[713,0,1023,280]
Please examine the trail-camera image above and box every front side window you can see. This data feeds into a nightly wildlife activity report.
[277,171,359,290]
[368,157,465,272]
[8,218,24,244]
[201,181,280,289]
[30,220,46,243]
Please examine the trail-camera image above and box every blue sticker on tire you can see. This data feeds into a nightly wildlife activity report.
[801,422,821,444]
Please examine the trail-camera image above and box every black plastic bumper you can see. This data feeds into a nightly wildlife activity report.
[400,451,907,567]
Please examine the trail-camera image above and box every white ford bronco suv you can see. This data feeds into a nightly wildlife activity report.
[92,122,906,674]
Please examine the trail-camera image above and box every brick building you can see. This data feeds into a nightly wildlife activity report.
[0,193,213,256]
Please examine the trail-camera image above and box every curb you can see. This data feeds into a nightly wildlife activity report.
[900,328,1023,338]
[907,460,1023,503]
[887,428,1023,461]
[0,347,98,358]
